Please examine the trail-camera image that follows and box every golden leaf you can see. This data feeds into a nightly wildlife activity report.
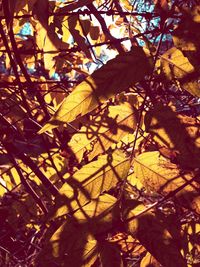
[39,194,116,267]
[39,47,152,133]
[140,252,162,267]
[54,150,130,218]
[69,103,137,162]
[161,47,200,97]
[134,151,198,194]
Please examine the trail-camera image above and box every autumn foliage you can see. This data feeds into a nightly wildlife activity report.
[0,0,200,266]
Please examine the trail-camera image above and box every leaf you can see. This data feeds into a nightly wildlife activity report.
[39,46,152,133]
[80,19,91,36]
[125,204,187,267]
[39,194,117,267]
[68,15,92,59]
[134,151,198,194]
[172,5,200,53]
[154,0,169,11]
[144,105,200,168]
[160,47,200,97]
[140,252,164,267]
[32,0,69,74]
[69,103,137,162]
[54,150,130,218]
[109,233,146,258]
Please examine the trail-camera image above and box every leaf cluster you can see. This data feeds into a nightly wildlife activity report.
[0,1,200,267]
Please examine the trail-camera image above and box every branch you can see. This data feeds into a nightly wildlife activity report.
[0,21,32,117]
[87,3,124,53]
[0,10,160,20]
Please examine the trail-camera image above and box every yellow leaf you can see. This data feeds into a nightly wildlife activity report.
[134,151,198,194]
[0,177,7,197]
[54,150,130,218]
[39,194,116,267]
[39,47,152,133]
[109,233,146,257]
[140,252,163,267]
[69,103,137,162]
[161,47,200,97]
[62,17,71,43]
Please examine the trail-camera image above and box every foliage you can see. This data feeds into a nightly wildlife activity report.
[0,0,200,266]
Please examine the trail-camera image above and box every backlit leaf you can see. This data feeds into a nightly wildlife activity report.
[134,151,198,194]
[54,150,130,218]
[39,47,152,133]
[160,47,200,97]
[40,194,117,267]
[140,251,167,267]
[69,103,137,162]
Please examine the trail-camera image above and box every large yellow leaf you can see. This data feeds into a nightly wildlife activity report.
[39,47,152,133]
[134,151,198,194]
[160,47,200,97]
[134,150,200,214]
[144,105,200,168]
[39,194,117,267]
[54,150,130,218]
[69,103,137,162]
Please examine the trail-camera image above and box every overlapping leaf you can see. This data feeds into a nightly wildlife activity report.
[39,46,152,133]
[68,15,92,59]
[54,150,130,218]
[125,203,187,267]
[144,105,200,168]
[69,103,137,162]
[39,194,119,267]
